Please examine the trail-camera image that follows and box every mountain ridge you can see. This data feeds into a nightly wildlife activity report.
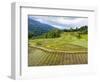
[28,17,55,37]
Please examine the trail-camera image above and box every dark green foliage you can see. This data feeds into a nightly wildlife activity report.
[28,32,34,39]
[78,26,88,34]
[63,25,88,34]
[63,28,74,32]
[43,29,62,38]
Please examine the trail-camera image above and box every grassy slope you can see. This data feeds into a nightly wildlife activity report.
[29,32,88,52]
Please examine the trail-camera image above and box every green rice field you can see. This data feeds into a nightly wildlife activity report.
[28,32,88,66]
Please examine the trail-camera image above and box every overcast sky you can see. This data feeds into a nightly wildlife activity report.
[29,15,88,29]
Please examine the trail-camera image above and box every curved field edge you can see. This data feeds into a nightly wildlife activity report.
[28,32,88,66]
[29,46,88,54]
[28,47,88,66]
[29,32,88,52]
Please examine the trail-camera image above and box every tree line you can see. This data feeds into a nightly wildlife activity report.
[28,25,88,39]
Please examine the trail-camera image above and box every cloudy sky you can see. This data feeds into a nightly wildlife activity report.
[29,15,88,29]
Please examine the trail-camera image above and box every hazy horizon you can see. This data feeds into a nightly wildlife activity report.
[29,15,88,29]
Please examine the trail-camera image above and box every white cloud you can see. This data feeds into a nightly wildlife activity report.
[29,16,88,29]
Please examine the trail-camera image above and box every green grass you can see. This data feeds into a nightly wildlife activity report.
[29,32,88,52]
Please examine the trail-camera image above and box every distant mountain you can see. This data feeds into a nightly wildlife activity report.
[28,17,55,37]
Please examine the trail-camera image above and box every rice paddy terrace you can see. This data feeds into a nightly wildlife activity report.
[28,46,88,66]
[28,32,88,66]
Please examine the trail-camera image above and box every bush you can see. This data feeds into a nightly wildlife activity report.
[28,32,33,39]
[44,29,62,38]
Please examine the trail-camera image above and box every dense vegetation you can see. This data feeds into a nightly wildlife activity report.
[29,25,88,39]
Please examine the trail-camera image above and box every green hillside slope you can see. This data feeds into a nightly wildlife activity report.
[29,32,88,52]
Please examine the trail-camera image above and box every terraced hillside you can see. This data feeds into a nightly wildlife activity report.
[28,46,88,66]
[28,32,88,66]
[28,16,88,66]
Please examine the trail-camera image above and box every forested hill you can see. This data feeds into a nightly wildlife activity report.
[28,17,55,38]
